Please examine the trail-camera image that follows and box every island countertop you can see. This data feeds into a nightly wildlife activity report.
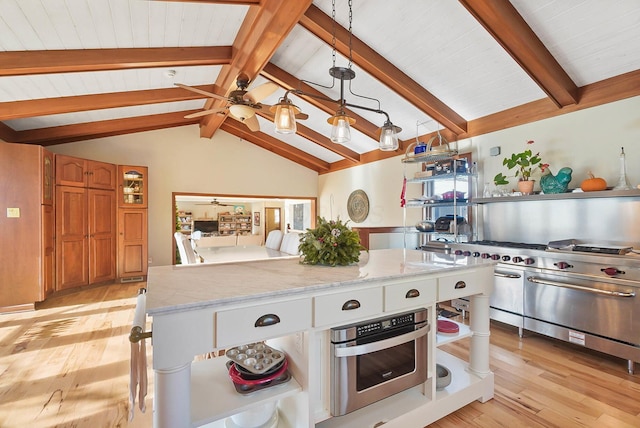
[146,248,494,316]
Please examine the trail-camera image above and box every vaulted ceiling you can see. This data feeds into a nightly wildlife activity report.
[1,0,639,174]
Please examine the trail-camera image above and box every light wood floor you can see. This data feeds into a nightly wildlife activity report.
[1,282,639,427]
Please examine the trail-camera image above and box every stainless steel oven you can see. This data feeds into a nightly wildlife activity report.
[445,239,640,373]
[330,308,429,416]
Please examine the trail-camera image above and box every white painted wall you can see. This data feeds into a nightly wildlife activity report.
[41,95,640,264]
[319,96,640,229]
[49,125,318,266]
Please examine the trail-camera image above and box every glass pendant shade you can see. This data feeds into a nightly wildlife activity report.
[328,113,354,144]
[273,104,297,134]
[378,121,401,151]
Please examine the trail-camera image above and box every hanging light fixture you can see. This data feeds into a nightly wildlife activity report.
[271,0,401,151]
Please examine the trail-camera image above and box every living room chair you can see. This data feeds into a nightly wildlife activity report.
[279,232,301,255]
[174,232,199,264]
[264,230,283,250]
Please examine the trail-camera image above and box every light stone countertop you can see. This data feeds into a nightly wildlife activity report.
[146,248,494,316]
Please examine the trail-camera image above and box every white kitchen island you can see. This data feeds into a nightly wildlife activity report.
[145,248,495,428]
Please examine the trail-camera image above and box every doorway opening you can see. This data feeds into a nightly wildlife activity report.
[172,192,316,264]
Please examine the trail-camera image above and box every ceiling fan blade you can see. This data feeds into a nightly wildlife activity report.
[245,82,278,104]
[184,108,227,119]
[175,83,228,101]
[243,114,260,132]
[295,112,309,120]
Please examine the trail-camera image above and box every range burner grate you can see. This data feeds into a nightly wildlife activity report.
[467,240,548,251]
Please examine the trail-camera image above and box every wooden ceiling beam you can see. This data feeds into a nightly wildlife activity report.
[261,63,380,143]
[199,0,314,138]
[220,119,329,172]
[0,85,215,120]
[0,122,18,142]
[8,111,200,145]
[153,1,260,4]
[300,5,468,136]
[0,47,232,76]
[459,0,579,108]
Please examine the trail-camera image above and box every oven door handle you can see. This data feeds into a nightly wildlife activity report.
[334,324,430,358]
[527,276,636,297]
[495,272,521,279]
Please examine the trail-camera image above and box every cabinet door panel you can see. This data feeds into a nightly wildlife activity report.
[118,209,148,278]
[55,155,86,187]
[42,149,54,205]
[88,160,117,190]
[118,165,148,208]
[41,204,55,299]
[56,186,88,289]
[88,189,116,283]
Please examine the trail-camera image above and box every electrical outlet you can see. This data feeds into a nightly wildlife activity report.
[148,257,153,264]
[6,208,20,218]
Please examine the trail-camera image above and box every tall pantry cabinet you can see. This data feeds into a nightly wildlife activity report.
[117,165,148,281]
[55,155,117,290]
[0,143,54,312]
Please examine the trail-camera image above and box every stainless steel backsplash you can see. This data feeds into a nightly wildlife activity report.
[479,196,640,247]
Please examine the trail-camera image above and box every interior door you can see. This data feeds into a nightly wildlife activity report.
[265,207,281,236]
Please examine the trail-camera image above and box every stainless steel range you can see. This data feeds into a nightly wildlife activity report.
[443,239,640,374]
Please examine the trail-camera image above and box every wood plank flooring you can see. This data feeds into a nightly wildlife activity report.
[1,282,639,427]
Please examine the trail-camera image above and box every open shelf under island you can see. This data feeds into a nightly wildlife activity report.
[145,249,496,428]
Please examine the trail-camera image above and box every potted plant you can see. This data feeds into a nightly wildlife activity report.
[299,217,366,266]
[493,140,549,195]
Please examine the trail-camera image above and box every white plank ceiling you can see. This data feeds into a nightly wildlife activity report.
[1,0,639,172]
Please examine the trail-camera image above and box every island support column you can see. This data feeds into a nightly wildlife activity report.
[154,362,191,427]
[468,293,493,401]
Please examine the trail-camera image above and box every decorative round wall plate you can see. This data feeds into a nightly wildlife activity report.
[347,189,369,223]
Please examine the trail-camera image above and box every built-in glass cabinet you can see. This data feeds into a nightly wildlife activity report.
[118,165,147,208]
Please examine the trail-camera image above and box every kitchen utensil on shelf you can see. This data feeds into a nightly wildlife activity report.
[415,221,435,232]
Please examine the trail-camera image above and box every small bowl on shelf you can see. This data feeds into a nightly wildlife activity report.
[441,191,466,200]
[436,364,451,390]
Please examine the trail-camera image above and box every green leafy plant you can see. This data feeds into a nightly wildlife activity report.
[299,217,365,266]
[493,140,548,185]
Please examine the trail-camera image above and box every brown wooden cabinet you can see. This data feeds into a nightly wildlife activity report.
[0,143,55,311]
[118,209,148,279]
[56,186,117,290]
[56,154,117,189]
[55,154,117,291]
[117,165,148,281]
[118,165,147,208]
[56,186,89,289]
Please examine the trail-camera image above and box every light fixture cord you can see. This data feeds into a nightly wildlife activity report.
[347,0,353,70]
[343,0,382,110]
[331,0,337,70]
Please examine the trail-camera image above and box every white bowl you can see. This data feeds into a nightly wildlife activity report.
[436,364,451,390]
[229,401,277,428]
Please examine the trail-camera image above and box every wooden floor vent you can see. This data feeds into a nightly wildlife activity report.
[121,276,144,283]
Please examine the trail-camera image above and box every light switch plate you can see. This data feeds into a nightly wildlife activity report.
[7,207,20,218]
[489,146,501,156]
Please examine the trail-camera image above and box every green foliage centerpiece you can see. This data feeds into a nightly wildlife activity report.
[299,217,365,266]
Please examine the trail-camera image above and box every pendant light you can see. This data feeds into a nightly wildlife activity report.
[272,0,401,150]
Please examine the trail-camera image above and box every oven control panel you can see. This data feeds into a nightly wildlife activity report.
[356,313,415,337]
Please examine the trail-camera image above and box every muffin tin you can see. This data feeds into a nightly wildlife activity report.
[225,342,286,375]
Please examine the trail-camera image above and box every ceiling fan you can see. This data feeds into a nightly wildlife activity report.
[175,74,282,132]
[195,199,234,206]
